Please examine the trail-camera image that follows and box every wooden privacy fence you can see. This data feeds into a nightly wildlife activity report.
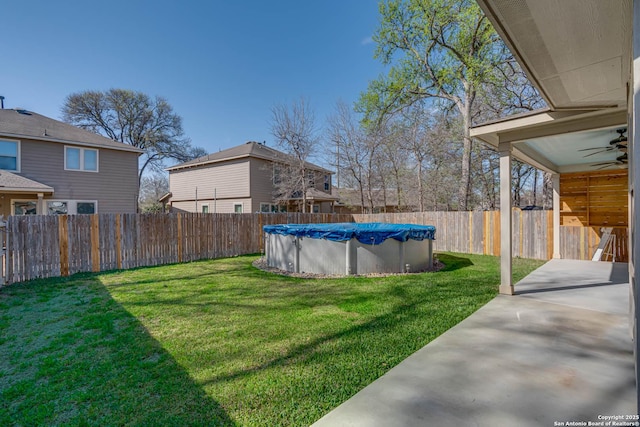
[3,210,628,285]
[353,210,629,263]
[353,210,550,259]
[5,212,352,284]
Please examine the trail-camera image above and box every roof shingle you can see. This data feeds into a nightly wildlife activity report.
[0,109,143,153]
[167,141,331,173]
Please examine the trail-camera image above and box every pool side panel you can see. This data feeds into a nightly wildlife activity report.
[298,237,347,275]
[266,233,298,272]
[266,232,434,275]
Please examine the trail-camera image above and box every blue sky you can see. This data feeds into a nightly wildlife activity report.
[2,1,384,165]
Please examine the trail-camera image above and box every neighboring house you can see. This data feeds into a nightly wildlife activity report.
[0,108,141,216]
[332,187,408,214]
[165,141,336,213]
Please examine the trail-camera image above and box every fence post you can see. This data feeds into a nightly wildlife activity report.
[177,213,183,263]
[59,215,69,277]
[468,211,473,254]
[91,215,100,272]
[115,214,122,270]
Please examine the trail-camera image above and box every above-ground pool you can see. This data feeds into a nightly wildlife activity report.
[263,223,436,275]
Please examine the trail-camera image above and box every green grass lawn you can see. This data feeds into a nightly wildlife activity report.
[0,252,544,426]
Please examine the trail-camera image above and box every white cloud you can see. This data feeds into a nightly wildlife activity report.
[361,36,374,45]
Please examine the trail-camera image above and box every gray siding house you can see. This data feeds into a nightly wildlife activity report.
[166,141,336,213]
[0,108,141,216]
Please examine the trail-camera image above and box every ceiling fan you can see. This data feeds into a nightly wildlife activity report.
[578,128,628,158]
[590,152,628,170]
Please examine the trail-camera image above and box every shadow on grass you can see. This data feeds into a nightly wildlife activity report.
[0,276,237,427]
[0,253,518,426]
[198,273,491,389]
[436,253,474,272]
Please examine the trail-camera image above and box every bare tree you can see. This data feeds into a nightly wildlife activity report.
[511,160,535,207]
[270,98,319,213]
[377,125,410,211]
[327,101,382,213]
[139,173,169,212]
[62,89,205,186]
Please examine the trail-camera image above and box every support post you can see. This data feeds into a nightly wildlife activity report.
[345,239,353,275]
[552,173,561,259]
[36,193,44,215]
[294,237,300,273]
[499,141,514,295]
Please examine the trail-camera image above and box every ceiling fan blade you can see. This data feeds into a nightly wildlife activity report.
[591,161,615,167]
[583,148,613,157]
[595,164,614,170]
[578,147,607,151]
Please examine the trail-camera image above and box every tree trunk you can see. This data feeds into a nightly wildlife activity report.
[459,117,472,211]
[418,162,425,211]
[301,165,307,213]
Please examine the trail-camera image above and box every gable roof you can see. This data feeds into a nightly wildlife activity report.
[0,109,143,153]
[167,141,332,173]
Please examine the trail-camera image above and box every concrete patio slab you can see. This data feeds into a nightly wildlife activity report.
[312,260,636,427]
[515,259,630,316]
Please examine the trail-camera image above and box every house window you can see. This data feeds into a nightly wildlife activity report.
[273,166,281,185]
[46,200,97,215]
[0,139,20,172]
[47,201,68,215]
[271,204,287,213]
[307,171,315,186]
[324,175,330,191]
[260,203,271,213]
[202,204,209,213]
[313,204,319,213]
[76,202,96,214]
[233,203,243,213]
[13,200,37,215]
[65,146,98,172]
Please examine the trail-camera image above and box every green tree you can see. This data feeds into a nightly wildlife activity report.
[62,89,205,185]
[359,0,507,210]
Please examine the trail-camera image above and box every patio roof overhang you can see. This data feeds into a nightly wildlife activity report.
[472,0,633,297]
[471,107,628,174]
[0,170,54,194]
[472,0,631,174]
[474,0,640,412]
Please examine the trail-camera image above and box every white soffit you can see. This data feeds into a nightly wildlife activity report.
[477,0,631,109]
[516,126,627,173]
[471,109,627,173]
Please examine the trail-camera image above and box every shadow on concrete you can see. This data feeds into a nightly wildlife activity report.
[516,280,621,295]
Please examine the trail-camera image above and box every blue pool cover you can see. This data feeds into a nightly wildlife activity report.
[263,223,436,245]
